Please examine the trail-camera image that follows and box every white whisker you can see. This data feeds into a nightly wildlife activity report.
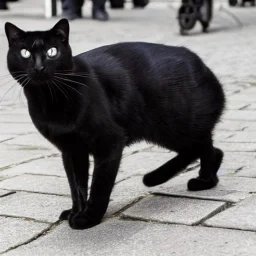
[54,75,88,88]
[53,78,83,96]
[50,79,70,102]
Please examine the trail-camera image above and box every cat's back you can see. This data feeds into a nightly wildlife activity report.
[74,42,209,88]
[75,42,196,70]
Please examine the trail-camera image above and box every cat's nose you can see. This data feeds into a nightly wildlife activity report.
[34,66,45,73]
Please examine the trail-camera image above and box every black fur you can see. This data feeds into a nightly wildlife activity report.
[5,19,225,229]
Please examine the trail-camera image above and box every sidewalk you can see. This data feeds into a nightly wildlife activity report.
[0,1,256,255]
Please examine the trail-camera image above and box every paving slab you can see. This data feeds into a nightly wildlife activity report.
[122,195,226,225]
[122,142,153,156]
[225,132,256,143]
[0,192,70,223]
[234,167,256,178]
[215,120,250,131]
[150,171,255,203]
[205,196,256,232]
[245,123,256,131]
[223,110,256,121]
[221,152,256,170]
[0,174,70,196]
[3,220,256,256]
[226,100,250,110]
[0,189,13,197]
[0,216,49,254]
[0,114,31,123]
[4,133,58,152]
[243,87,256,94]
[213,131,234,142]
[107,176,150,216]
[228,94,256,103]
[0,135,14,143]
[215,142,256,152]
[0,145,54,169]
[117,151,176,182]
[0,156,65,178]
[0,123,37,135]
[245,103,256,110]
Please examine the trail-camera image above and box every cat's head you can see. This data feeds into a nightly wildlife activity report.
[5,19,73,86]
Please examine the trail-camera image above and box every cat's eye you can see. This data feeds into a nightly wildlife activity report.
[20,49,31,59]
[47,47,58,58]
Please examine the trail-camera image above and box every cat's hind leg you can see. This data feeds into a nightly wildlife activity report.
[187,145,223,191]
[143,149,199,187]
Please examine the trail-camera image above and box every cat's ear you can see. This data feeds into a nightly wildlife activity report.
[5,22,25,46]
[51,19,69,43]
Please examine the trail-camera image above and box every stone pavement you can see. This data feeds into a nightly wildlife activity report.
[0,0,256,255]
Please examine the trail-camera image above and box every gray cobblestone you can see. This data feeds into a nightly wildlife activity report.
[0,192,70,223]
[205,196,256,231]
[223,110,256,121]
[0,216,49,254]
[0,189,13,197]
[215,120,250,131]
[0,123,37,135]
[0,145,53,169]
[122,195,225,225]
[0,157,65,179]
[0,135,14,143]
[3,220,256,256]
[0,174,70,196]
[4,133,58,152]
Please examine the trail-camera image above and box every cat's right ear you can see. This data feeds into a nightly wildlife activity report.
[5,22,25,46]
[51,19,69,43]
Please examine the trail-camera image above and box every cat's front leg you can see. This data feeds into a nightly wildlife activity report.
[60,151,89,221]
[69,144,123,229]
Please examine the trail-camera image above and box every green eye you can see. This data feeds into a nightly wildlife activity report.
[47,47,58,58]
[20,49,31,59]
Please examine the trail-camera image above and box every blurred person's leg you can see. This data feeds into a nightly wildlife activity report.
[61,0,84,20]
[92,0,108,21]
[0,0,8,10]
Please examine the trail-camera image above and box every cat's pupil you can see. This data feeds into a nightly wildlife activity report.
[20,49,31,59]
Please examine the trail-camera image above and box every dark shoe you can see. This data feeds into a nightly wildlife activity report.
[110,0,124,9]
[133,0,149,8]
[92,8,109,21]
[0,3,8,10]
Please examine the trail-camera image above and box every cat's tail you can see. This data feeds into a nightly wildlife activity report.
[143,151,198,187]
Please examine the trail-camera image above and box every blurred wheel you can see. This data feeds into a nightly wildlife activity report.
[178,4,197,30]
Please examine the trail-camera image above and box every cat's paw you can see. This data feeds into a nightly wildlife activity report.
[143,172,167,187]
[59,209,76,220]
[69,212,101,229]
[187,176,218,191]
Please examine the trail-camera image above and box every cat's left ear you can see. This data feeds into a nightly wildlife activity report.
[5,22,25,46]
[51,19,69,43]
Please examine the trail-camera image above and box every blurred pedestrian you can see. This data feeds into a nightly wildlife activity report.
[0,0,8,10]
[61,0,108,21]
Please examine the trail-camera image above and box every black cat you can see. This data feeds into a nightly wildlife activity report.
[5,19,225,229]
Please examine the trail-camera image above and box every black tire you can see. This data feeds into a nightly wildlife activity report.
[178,4,197,30]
